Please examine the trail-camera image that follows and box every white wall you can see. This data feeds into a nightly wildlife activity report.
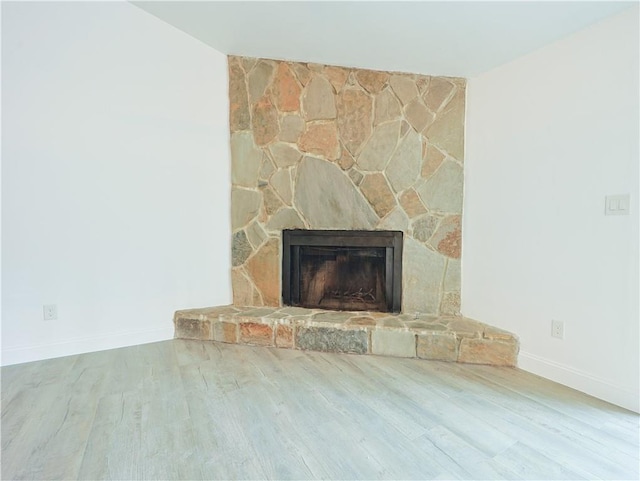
[464,7,639,412]
[1,1,231,365]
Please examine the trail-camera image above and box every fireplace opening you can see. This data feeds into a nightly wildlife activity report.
[282,230,402,313]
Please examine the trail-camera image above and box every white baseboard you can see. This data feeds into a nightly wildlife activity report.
[518,351,639,413]
[1,326,174,366]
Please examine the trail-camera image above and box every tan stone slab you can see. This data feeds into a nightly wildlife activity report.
[218,313,239,325]
[245,238,281,306]
[229,57,250,132]
[246,222,267,250]
[232,268,257,307]
[212,321,238,344]
[374,88,401,125]
[324,65,349,93]
[483,326,518,342]
[272,62,301,112]
[297,122,340,160]
[311,311,352,324]
[355,70,388,94]
[279,114,305,143]
[404,321,447,331]
[377,317,406,329]
[357,120,401,171]
[239,322,274,346]
[458,338,518,367]
[174,305,238,320]
[378,207,410,232]
[360,173,396,218]
[400,120,411,137]
[279,306,314,316]
[425,88,465,161]
[259,153,276,182]
[402,237,445,315]
[416,160,464,214]
[416,76,431,95]
[269,142,302,169]
[291,63,312,86]
[404,98,435,134]
[437,316,459,325]
[231,188,261,231]
[372,330,416,358]
[430,215,462,259]
[265,208,305,232]
[386,128,422,193]
[423,77,455,113]
[399,189,427,218]
[303,75,336,121]
[175,318,211,341]
[389,75,418,105]
[266,313,290,320]
[444,259,461,292]
[261,185,284,217]
[337,88,372,156]
[240,57,257,74]
[348,168,364,186]
[287,315,315,327]
[306,63,324,73]
[247,60,275,105]
[252,96,279,146]
[346,316,377,327]
[275,324,295,349]
[366,311,394,319]
[379,317,405,328]
[337,147,356,170]
[421,142,446,180]
[271,315,297,324]
[241,307,278,318]
[270,169,293,205]
[416,332,458,362]
[231,132,262,188]
[441,292,461,316]
[447,318,483,338]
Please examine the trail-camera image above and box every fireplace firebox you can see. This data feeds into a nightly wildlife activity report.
[282,230,403,313]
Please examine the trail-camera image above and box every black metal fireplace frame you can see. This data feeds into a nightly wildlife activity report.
[282,229,403,313]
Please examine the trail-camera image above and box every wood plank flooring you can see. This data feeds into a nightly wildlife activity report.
[2,340,638,480]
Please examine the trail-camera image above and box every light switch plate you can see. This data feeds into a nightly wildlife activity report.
[605,194,630,216]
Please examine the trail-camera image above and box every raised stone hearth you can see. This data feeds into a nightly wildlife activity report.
[174,306,519,367]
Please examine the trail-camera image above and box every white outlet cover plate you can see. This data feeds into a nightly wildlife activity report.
[43,304,57,321]
[551,320,564,339]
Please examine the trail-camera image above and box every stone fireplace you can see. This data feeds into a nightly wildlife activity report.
[230,56,464,316]
[174,56,518,367]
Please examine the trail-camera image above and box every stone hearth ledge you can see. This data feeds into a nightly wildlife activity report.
[174,306,519,367]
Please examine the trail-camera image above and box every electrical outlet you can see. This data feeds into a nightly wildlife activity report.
[551,320,564,339]
[43,304,57,321]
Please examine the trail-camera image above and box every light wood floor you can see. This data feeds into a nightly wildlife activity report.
[2,340,638,480]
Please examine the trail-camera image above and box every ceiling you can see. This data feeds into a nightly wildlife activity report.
[132,1,635,77]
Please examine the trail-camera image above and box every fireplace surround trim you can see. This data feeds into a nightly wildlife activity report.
[282,229,403,313]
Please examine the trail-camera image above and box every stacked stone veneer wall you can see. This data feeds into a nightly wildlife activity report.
[229,56,465,315]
